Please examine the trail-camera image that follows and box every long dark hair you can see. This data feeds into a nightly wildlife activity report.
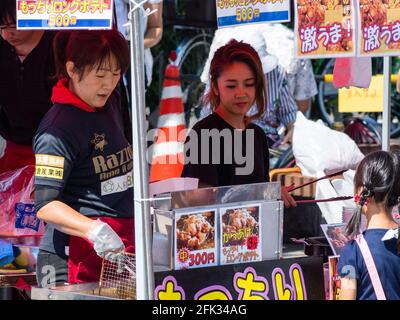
[205,39,267,125]
[347,151,400,238]
[53,29,129,81]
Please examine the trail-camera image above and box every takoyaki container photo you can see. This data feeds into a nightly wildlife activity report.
[152,182,282,271]
[174,209,218,270]
[220,204,262,265]
[219,200,284,265]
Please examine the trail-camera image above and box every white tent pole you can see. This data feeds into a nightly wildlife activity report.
[382,56,392,152]
[129,0,154,300]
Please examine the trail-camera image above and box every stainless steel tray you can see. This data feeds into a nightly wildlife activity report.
[31,283,120,300]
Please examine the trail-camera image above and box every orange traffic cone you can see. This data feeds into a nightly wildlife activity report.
[149,53,186,183]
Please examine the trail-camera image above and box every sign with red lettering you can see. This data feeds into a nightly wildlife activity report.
[357,0,400,56]
[220,205,261,265]
[295,0,356,58]
[175,210,217,270]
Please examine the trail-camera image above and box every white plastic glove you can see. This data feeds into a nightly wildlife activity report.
[86,219,125,261]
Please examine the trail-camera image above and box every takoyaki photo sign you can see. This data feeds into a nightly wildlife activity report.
[295,0,356,58]
[220,205,261,265]
[357,0,400,56]
[175,210,217,270]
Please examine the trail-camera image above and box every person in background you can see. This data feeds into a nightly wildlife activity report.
[200,25,298,147]
[339,151,400,300]
[34,30,133,287]
[0,0,56,173]
[182,39,296,208]
[114,0,163,87]
[260,23,318,117]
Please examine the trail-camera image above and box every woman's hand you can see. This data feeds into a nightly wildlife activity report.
[37,201,125,260]
[86,220,125,261]
[281,122,295,145]
[281,186,297,208]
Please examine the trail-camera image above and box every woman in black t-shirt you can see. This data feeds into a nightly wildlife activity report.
[182,39,296,208]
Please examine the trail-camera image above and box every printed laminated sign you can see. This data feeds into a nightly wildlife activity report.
[338,75,384,112]
[216,0,290,29]
[175,210,218,270]
[357,0,400,56]
[220,205,261,265]
[295,0,356,58]
[328,255,341,300]
[16,0,113,30]
[321,223,350,256]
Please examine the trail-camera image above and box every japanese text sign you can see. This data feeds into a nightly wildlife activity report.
[216,0,290,29]
[220,205,262,265]
[16,0,113,30]
[339,75,384,112]
[295,0,356,58]
[154,256,325,300]
[357,0,400,56]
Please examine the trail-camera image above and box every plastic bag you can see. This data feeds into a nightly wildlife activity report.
[293,112,365,177]
[0,165,44,236]
[333,57,372,89]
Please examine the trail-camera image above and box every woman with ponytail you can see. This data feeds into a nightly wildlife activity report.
[33,30,133,286]
[338,151,400,300]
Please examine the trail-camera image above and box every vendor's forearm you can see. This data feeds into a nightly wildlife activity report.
[295,99,311,114]
[144,2,163,49]
[37,200,95,238]
[286,121,294,132]
[144,27,163,49]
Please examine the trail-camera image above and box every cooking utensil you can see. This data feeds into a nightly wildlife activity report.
[99,252,136,300]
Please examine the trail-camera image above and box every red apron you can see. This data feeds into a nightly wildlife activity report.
[67,217,135,284]
[0,141,35,174]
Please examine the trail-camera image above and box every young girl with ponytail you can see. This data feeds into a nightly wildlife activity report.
[338,151,400,300]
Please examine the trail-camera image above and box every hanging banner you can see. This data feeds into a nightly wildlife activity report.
[155,256,325,300]
[16,0,113,30]
[295,0,356,58]
[215,0,290,29]
[357,0,400,56]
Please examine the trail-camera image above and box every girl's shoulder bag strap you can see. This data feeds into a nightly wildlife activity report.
[355,234,386,300]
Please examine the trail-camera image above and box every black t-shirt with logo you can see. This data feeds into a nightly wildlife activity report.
[0,32,56,145]
[33,95,134,255]
[182,113,270,187]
